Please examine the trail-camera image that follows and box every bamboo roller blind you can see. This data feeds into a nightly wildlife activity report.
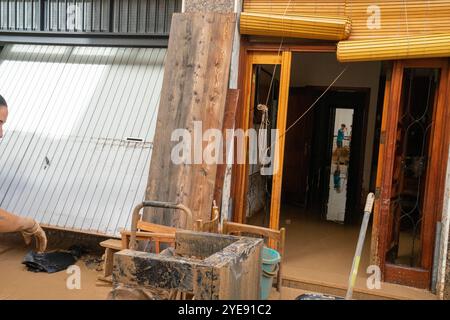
[240,12,352,40]
[243,0,450,40]
[337,34,450,62]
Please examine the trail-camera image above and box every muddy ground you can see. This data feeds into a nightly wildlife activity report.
[0,229,111,300]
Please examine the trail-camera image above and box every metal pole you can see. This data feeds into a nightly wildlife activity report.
[108,0,113,32]
[39,0,44,30]
[345,193,375,300]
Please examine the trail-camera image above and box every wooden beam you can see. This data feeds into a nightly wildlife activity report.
[144,13,236,227]
[420,59,449,271]
[269,51,292,234]
[233,51,255,224]
[377,61,404,278]
[371,68,391,267]
[213,89,240,209]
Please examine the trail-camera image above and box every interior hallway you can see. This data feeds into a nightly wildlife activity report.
[279,205,371,284]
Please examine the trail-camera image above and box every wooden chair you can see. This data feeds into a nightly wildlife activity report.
[222,220,286,292]
[120,220,177,252]
[99,200,190,283]
[99,239,123,282]
[129,200,192,250]
[99,229,176,283]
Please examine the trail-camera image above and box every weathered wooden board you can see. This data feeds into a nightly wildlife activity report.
[144,13,236,228]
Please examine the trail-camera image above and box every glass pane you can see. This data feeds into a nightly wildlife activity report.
[387,68,440,267]
[246,64,280,229]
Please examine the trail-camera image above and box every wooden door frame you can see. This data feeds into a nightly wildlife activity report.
[231,49,291,231]
[302,86,370,224]
[231,42,336,231]
[374,58,450,289]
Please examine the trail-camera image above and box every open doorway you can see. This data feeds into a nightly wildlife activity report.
[288,89,369,225]
[243,51,384,286]
[280,82,372,284]
[327,108,354,223]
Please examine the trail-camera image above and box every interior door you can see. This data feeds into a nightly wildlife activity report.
[376,59,450,289]
[283,88,316,207]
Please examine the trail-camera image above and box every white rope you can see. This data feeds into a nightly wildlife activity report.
[264,0,293,107]
[257,0,293,169]
[257,104,270,166]
[284,66,349,136]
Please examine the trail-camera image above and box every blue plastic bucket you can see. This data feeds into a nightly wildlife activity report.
[260,246,281,300]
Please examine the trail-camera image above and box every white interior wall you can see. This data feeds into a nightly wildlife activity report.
[290,53,381,194]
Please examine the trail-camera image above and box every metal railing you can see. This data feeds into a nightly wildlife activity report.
[0,0,180,35]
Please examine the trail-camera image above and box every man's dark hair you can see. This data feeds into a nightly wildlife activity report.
[0,95,7,108]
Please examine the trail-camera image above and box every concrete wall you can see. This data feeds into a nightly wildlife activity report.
[290,53,381,194]
[184,0,235,12]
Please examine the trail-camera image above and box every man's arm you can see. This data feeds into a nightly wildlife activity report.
[0,208,47,252]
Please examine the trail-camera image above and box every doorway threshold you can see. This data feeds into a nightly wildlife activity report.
[282,272,437,300]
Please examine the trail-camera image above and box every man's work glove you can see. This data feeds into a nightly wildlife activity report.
[22,221,47,253]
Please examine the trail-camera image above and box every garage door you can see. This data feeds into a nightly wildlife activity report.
[0,44,166,236]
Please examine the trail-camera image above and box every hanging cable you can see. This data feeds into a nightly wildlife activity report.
[264,0,293,107]
[257,103,270,165]
[262,65,349,157]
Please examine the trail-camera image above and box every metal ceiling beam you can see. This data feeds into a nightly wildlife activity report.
[0,32,169,48]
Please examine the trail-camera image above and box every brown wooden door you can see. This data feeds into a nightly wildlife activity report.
[375,59,450,289]
[282,88,316,207]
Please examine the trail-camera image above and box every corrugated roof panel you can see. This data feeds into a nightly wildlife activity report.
[0,44,166,236]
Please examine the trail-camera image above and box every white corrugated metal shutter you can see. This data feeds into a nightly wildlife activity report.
[0,44,166,236]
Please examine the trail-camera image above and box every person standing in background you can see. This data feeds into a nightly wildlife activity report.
[336,124,347,149]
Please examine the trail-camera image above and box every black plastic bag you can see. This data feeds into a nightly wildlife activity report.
[22,245,86,273]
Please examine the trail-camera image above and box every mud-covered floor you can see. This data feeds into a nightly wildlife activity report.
[249,205,437,300]
[0,231,111,300]
[279,205,372,286]
[248,205,371,287]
